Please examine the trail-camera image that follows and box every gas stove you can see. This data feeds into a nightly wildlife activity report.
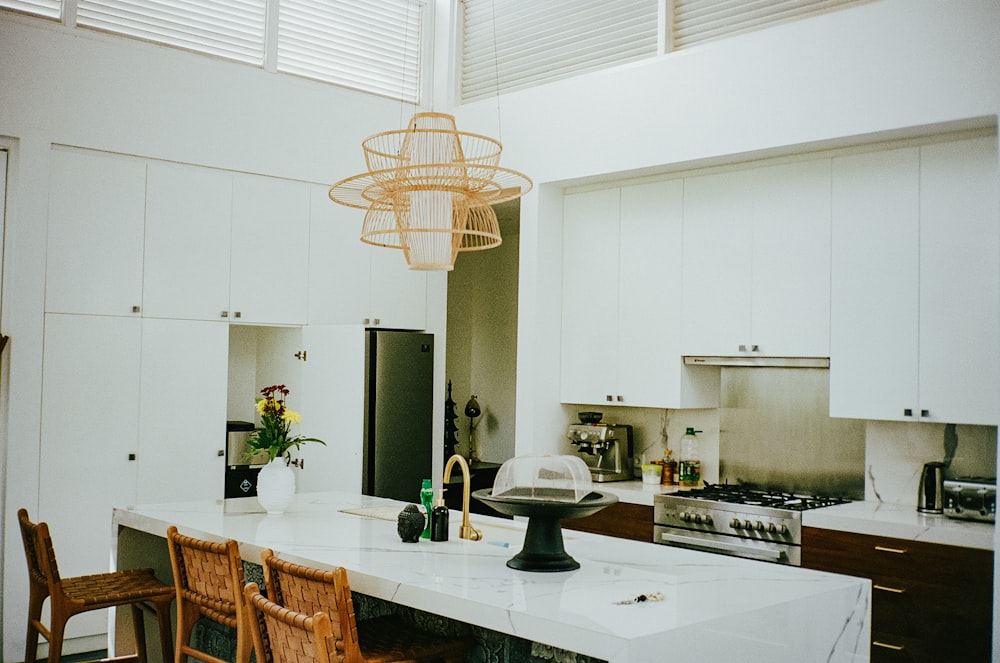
[653,484,850,566]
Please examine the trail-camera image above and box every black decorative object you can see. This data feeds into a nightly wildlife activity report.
[397,504,425,543]
[472,489,618,572]
[444,381,460,463]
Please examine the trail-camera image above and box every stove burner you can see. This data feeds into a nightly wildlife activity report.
[680,483,850,511]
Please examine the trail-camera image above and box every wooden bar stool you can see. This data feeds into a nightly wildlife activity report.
[261,549,473,663]
[166,526,251,663]
[243,582,334,663]
[17,508,175,663]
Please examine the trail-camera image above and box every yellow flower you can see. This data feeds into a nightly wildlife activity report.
[282,409,301,424]
[255,399,269,415]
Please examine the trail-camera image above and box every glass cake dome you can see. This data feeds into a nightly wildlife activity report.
[491,454,593,503]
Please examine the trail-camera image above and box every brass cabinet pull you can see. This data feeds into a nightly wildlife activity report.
[874,545,907,554]
[872,641,905,651]
[874,584,906,594]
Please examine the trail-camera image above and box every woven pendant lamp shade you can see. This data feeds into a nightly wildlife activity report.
[329,112,532,270]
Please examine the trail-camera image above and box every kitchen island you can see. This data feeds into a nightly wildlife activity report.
[113,491,870,663]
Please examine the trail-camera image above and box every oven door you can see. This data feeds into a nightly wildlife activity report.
[653,525,800,566]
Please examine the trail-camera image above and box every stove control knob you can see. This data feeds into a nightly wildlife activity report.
[769,523,789,535]
[754,521,766,532]
[678,512,691,522]
[698,514,713,526]
[743,520,754,531]
[730,518,742,529]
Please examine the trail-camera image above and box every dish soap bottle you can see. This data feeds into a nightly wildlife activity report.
[678,428,703,487]
[420,479,434,539]
[430,492,449,542]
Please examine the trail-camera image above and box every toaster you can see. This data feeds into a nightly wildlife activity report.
[943,478,996,522]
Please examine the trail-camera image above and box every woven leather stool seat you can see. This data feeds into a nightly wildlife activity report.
[166,526,251,663]
[261,549,473,663]
[18,508,175,663]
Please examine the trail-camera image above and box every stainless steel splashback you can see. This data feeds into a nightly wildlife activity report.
[719,367,865,499]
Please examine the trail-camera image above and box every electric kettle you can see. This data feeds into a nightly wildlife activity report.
[917,461,945,514]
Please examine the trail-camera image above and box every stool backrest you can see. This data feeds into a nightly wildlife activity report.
[167,525,245,629]
[244,582,334,663]
[260,549,361,663]
[18,508,61,593]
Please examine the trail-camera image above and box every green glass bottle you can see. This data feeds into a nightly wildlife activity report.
[419,478,434,539]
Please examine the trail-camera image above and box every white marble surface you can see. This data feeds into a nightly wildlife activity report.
[804,500,995,550]
[114,491,870,663]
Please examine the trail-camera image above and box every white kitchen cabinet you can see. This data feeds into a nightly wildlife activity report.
[230,173,311,325]
[136,318,229,503]
[830,137,1000,425]
[560,181,718,408]
[308,185,428,329]
[38,314,229,641]
[680,159,832,357]
[143,161,233,320]
[45,148,147,317]
[38,313,142,640]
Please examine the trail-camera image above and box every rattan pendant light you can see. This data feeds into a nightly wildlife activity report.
[328,111,532,271]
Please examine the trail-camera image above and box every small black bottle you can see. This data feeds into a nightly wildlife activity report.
[430,496,449,542]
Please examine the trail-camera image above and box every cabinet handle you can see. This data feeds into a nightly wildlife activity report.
[221,310,229,318]
[738,344,747,352]
[131,305,141,314]
[373,318,380,325]
[616,395,624,402]
[920,409,929,417]
[751,344,759,352]
[874,584,906,594]
[128,453,136,461]
[606,394,613,402]
[903,408,913,416]
[872,641,905,652]
[363,318,370,325]
[874,545,907,554]
[294,350,307,361]
[217,449,224,457]
[234,311,241,319]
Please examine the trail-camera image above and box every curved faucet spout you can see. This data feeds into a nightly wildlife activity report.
[443,454,483,541]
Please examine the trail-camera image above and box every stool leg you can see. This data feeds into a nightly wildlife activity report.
[131,604,148,663]
[153,598,174,663]
[24,586,46,663]
[45,609,67,663]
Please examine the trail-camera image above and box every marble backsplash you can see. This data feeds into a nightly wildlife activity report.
[865,421,997,506]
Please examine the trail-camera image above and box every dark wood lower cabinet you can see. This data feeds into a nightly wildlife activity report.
[561,501,653,543]
[802,526,993,662]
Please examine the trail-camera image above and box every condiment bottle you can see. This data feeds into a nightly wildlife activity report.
[430,493,450,542]
[419,479,434,539]
[678,428,703,487]
[661,450,677,486]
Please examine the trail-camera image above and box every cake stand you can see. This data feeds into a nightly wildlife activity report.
[472,489,618,572]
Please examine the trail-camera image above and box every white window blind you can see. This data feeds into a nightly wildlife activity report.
[671,0,866,50]
[75,0,266,65]
[277,0,423,103]
[461,0,658,102]
[0,0,61,19]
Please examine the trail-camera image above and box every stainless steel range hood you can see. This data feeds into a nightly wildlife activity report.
[684,355,830,368]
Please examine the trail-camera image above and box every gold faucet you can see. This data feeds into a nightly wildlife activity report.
[443,454,483,541]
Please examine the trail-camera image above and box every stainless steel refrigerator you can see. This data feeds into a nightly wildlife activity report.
[363,329,435,503]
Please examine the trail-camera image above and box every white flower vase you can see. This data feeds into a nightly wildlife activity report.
[257,458,296,516]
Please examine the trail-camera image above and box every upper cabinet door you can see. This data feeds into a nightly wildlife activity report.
[368,247,428,329]
[918,136,1000,424]
[559,188,620,405]
[308,185,371,325]
[829,148,921,420]
[680,169,754,356]
[46,148,146,316]
[143,162,233,320]
[230,173,310,325]
[749,159,831,357]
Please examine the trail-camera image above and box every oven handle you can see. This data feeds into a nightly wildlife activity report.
[657,531,787,562]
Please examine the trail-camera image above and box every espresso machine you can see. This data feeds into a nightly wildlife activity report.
[568,419,634,482]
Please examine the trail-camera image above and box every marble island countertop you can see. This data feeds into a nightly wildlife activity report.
[598,480,995,551]
[114,491,870,663]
